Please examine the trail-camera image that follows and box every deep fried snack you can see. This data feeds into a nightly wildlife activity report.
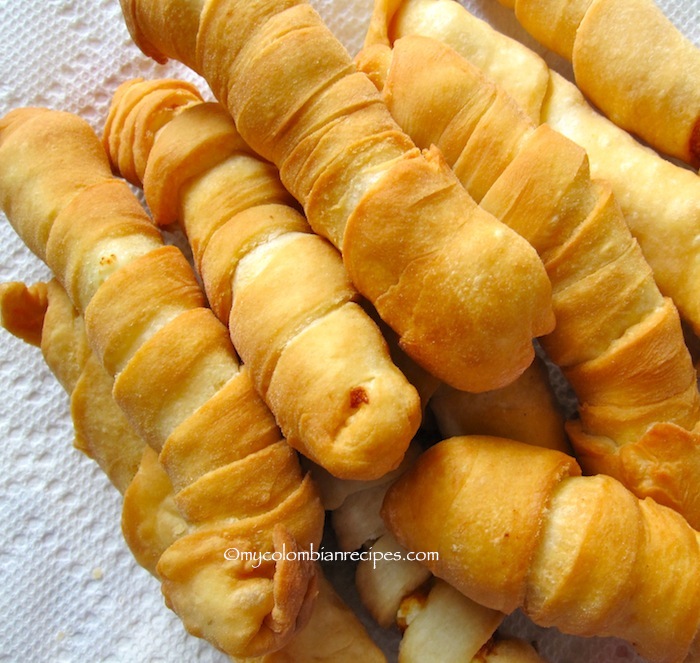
[0,279,388,663]
[117,0,555,393]
[319,359,566,662]
[0,107,325,658]
[103,77,421,481]
[497,0,700,167]
[364,0,700,342]
[317,442,545,663]
[357,27,700,528]
[383,436,700,663]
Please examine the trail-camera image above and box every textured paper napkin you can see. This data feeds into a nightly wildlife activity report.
[0,1,697,662]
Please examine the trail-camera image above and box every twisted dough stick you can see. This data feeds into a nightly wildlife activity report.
[357,30,700,528]
[383,436,700,663]
[0,278,387,662]
[103,77,422,481]
[0,107,326,658]
[117,0,555,393]
[318,449,547,663]
[364,0,700,341]
[496,0,700,167]
[314,362,566,661]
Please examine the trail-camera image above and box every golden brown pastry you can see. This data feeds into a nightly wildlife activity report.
[429,355,570,453]
[383,436,700,663]
[321,361,569,663]
[318,445,546,663]
[543,70,700,335]
[118,0,555,393]
[103,77,422,481]
[356,27,700,529]
[364,0,551,122]
[497,0,700,167]
[0,278,387,662]
[0,281,48,347]
[365,0,700,344]
[0,107,325,658]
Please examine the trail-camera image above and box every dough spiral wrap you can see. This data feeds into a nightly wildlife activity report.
[0,107,325,658]
[498,0,700,167]
[103,76,422,481]
[357,27,700,528]
[0,278,388,662]
[117,0,555,393]
[313,360,565,661]
[383,435,700,663]
[364,0,700,347]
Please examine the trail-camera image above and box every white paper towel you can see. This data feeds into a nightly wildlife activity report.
[0,1,697,662]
